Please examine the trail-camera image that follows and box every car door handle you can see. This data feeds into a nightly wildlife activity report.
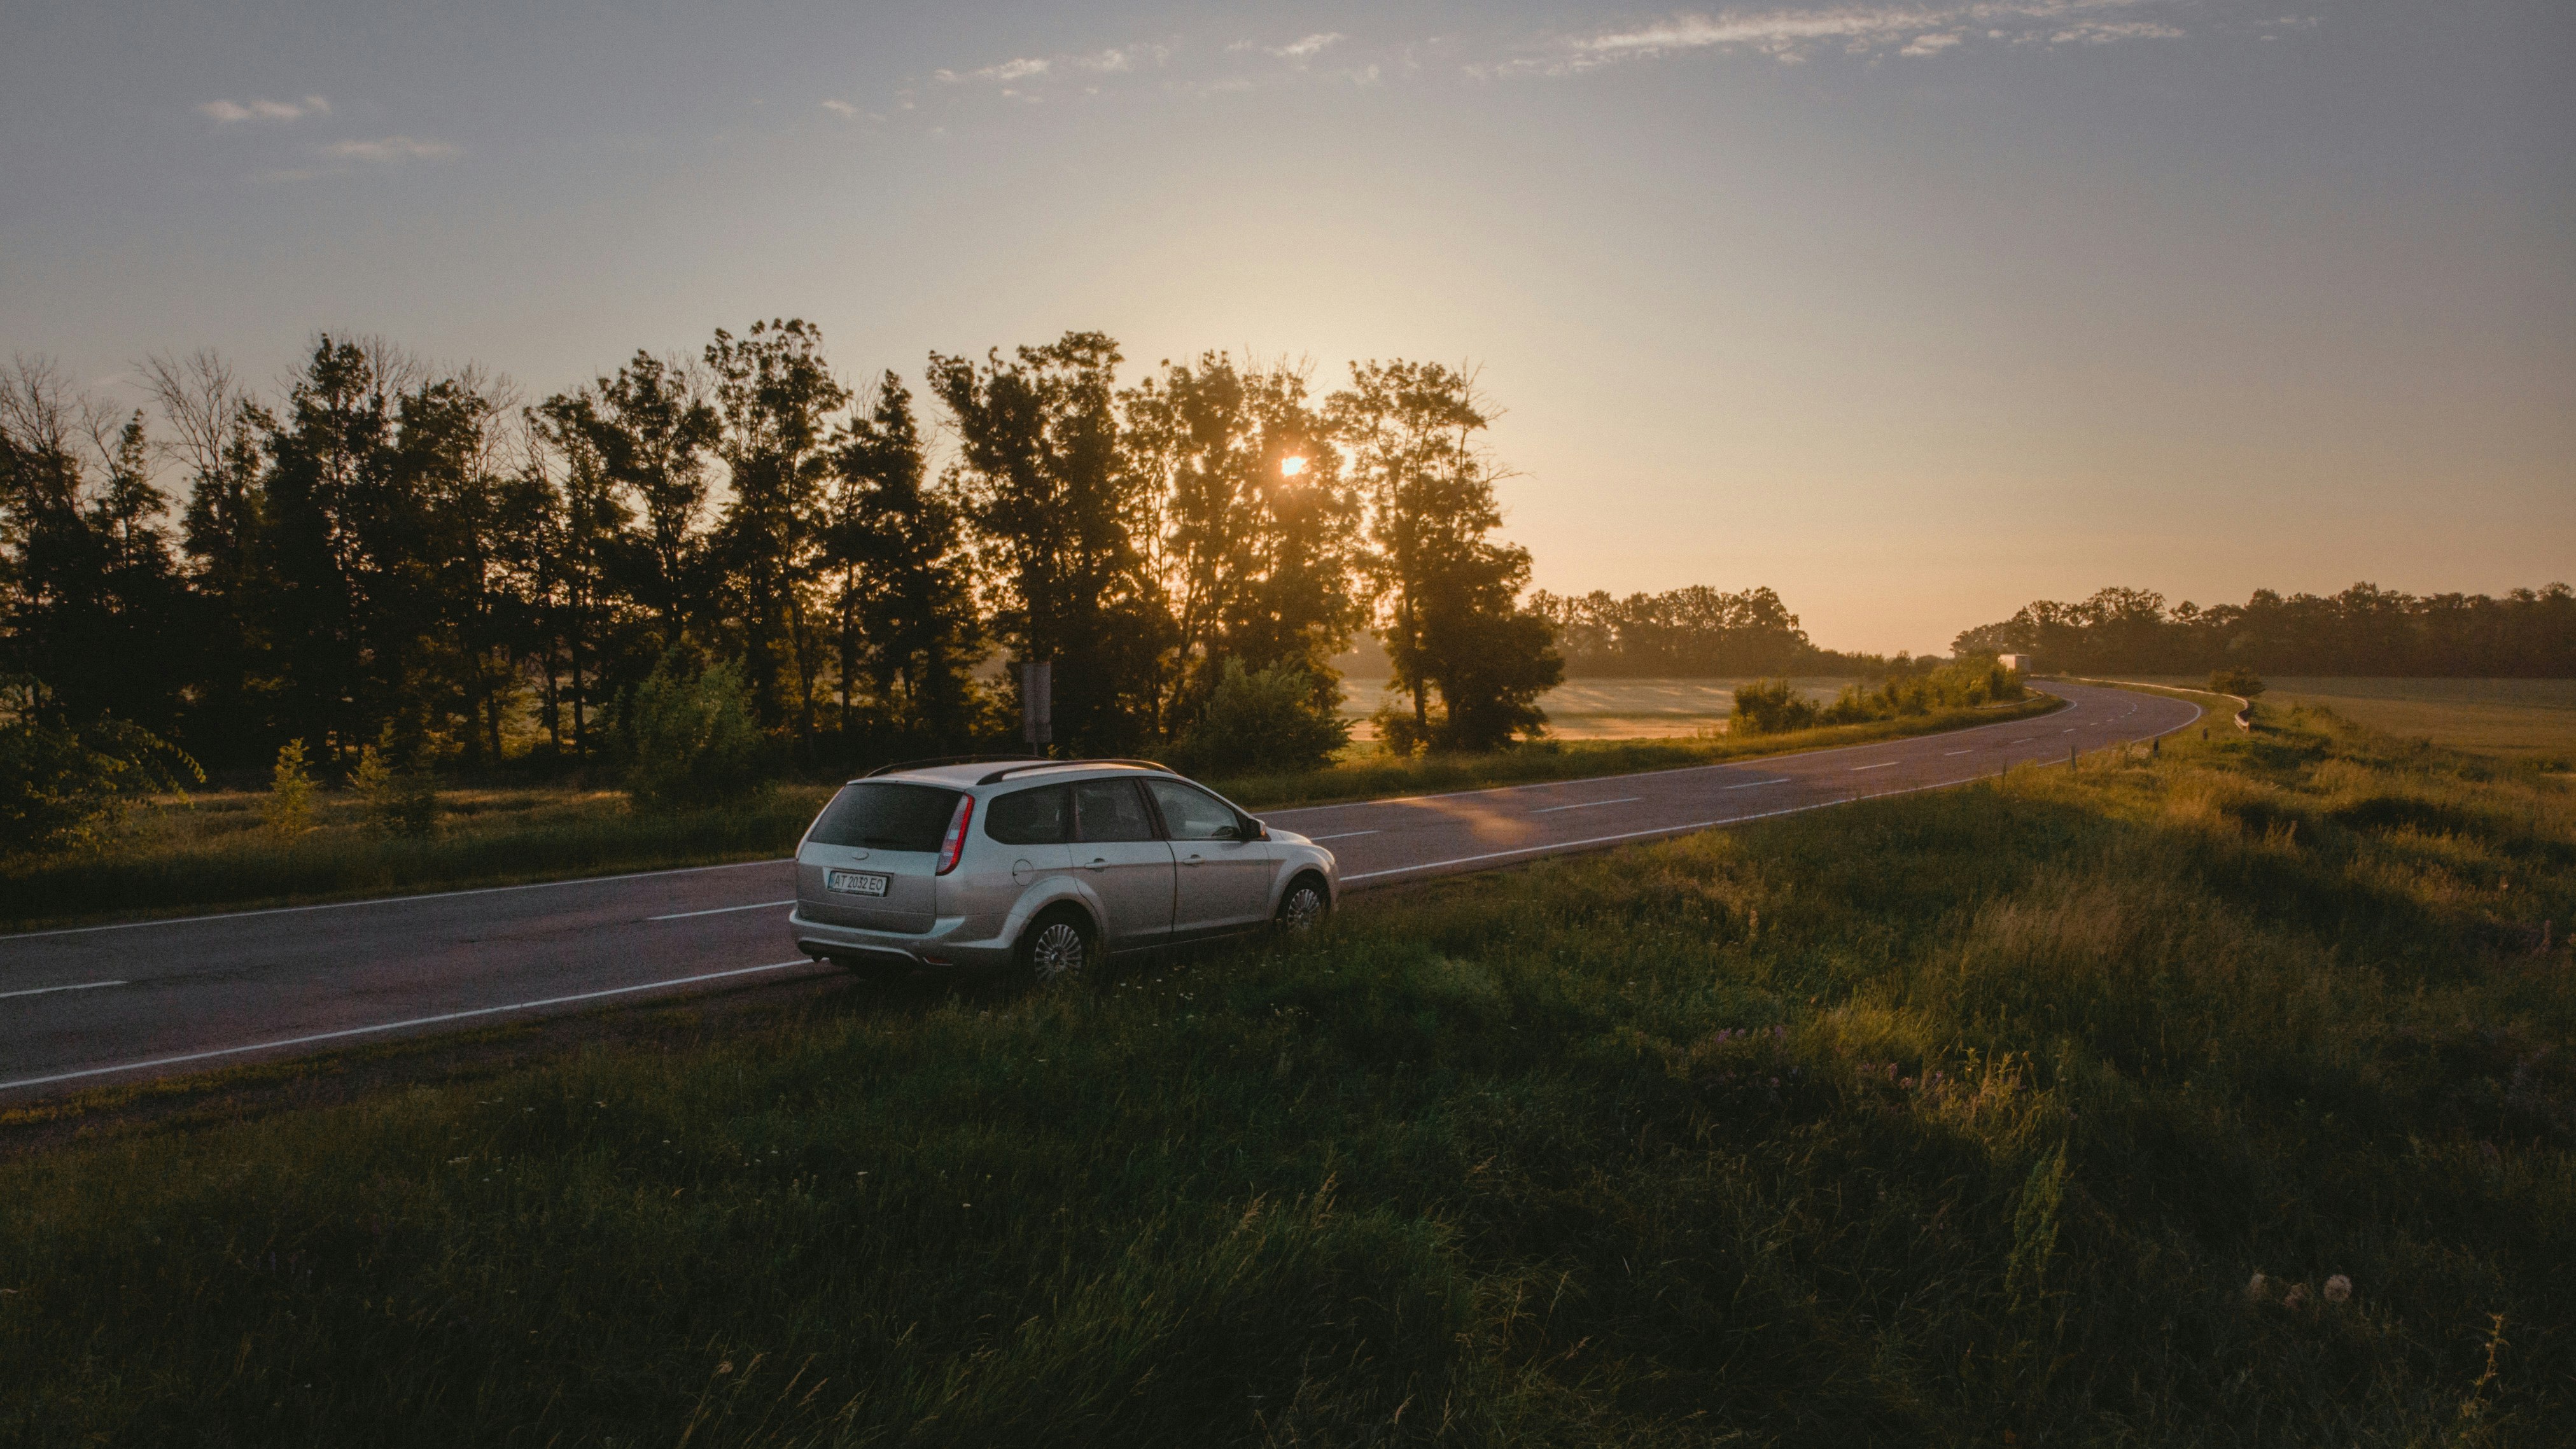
[1083,857,1110,871]
[1181,853,1203,866]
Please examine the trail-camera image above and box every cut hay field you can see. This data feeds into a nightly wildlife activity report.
[4,693,2569,1444]
[2129,676,2576,763]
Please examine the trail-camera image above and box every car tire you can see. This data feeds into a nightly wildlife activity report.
[1275,874,1331,937]
[1018,906,1095,988]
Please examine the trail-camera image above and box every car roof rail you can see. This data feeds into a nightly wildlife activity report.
[974,757,1180,786]
[861,753,1045,780]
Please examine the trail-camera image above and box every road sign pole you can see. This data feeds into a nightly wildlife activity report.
[1020,659,1054,756]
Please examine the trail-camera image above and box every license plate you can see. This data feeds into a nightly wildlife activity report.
[827,870,890,897]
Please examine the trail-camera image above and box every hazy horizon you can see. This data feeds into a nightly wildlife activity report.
[6,0,2570,655]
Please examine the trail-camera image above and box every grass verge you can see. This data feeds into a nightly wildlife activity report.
[4,699,2570,1443]
[0,696,2060,932]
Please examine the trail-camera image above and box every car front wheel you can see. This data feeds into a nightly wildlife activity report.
[1275,875,1330,937]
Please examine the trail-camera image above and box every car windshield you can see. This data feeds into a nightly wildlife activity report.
[806,783,962,852]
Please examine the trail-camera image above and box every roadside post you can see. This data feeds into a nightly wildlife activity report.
[1020,659,1054,757]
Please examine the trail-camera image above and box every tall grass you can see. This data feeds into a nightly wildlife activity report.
[0,697,2059,930]
[3,698,2568,1443]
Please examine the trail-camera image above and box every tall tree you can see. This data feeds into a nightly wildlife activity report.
[705,320,848,740]
[1121,354,1362,729]
[1329,361,1560,750]
[143,350,274,764]
[928,332,1168,754]
[825,372,983,753]
[525,394,637,759]
[582,352,718,642]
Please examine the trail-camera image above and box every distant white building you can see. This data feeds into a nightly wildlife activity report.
[1996,654,2030,673]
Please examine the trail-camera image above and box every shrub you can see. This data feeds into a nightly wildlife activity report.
[1180,659,1351,776]
[347,735,440,839]
[622,644,769,813]
[0,677,198,857]
[263,739,318,838]
[1728,679,1819,736]
[2209,667,2266,699]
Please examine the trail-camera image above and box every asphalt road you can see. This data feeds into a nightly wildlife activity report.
[0,680,2198,1102]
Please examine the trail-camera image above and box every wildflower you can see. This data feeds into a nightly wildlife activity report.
[2324,1275,2352,1304]
[2283,1284,2309,1310]
[2245,1271,2268,1302]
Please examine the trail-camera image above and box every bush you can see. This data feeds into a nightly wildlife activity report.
[1179,659,1351,776]
[0,676,199,857]
[1735,662,2024,736]
[263,739,318,838]
[1728,679,1820,736]
[348,734,440,839]
[622,644,769,813]
[2209,667,2266,699]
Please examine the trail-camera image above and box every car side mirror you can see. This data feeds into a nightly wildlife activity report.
[1240,818,1269,842]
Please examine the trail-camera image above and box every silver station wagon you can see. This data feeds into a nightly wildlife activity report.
[788,758,1338,984]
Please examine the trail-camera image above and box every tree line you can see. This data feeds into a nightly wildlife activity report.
[1954,583,2576,678]
[1532,585,1893,677]
[0,326,1563,787]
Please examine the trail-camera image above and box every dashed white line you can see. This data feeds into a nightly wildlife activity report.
[1943,750,1971,756]
[1531,796,1640,814]
[1723,778,1793,790]
[1851,761,1901,771]
[1309,830,1379,841]
[0,960,820,1094]
[648,899,795,922]
[0,979,126,1002]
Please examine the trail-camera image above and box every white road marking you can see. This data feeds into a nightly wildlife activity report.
[1309,830,1379,841]
[1852,761,1901,771]
[1943,750,1971,756]
[1723,778,1793,790]
[1343,688,2211,889]
[3,858,792,942]
[0,979,125,1002]
[648,899,796,921]
[1531,796,1640,813]
[0,960,820,1093]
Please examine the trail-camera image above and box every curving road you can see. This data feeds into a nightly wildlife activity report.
[0,680,2198,1102]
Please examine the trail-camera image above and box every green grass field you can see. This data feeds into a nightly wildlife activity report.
[0,696,2057,932]
[4,692,2568,1444]
[2125,676,2576,763]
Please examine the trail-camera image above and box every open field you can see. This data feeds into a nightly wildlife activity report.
[0,696,2057,932]
[2127,676,2576,762]
[1341,677,1861,740]
[4,697,2569,1444]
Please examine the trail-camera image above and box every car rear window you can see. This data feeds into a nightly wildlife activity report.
[806,783,963,852]
[984,785,1070,844]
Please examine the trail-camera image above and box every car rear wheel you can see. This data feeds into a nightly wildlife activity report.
[1018,906,1095,988]
[1275,875,1330,937]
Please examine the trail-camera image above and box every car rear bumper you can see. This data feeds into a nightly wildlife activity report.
[788,907,1016,971]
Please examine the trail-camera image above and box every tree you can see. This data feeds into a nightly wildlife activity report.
[143,349,276,766]
[1121,354,1364,734]
[582,351,718,642]
[928,332,1168,755]
[705,320,849,741]
[825,372,984,753]
[1328,361,1560,751]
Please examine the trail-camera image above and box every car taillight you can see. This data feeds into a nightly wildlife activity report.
[937,795,974,875]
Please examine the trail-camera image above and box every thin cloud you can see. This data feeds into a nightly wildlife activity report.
[822,99,860,117]
[1488,1,2196,74]
[323,136,458,163]
[935,41,1172,87]
[199,94,330,123]
[1271,32,1346,60]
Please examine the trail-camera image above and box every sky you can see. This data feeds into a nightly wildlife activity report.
[3,0,2570,655]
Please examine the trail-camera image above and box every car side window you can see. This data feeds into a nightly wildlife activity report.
[1072,780,1156,843]
[985,786,1070,845]
[1145,780,1240,841]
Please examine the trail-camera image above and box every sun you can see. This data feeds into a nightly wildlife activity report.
[1278,455,1308,477]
